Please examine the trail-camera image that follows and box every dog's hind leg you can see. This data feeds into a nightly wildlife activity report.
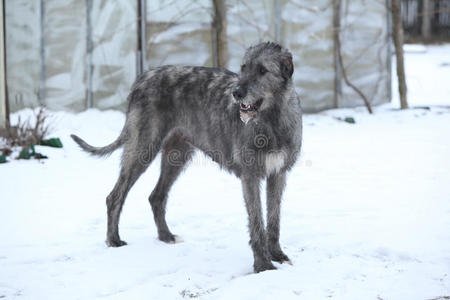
[266,171,291,264]
[106,143,159,247]
[149,133,194,243]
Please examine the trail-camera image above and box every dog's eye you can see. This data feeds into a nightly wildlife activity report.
[241,64,246,72]
[259,66,267,75]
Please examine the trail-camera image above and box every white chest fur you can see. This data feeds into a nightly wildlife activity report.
[265,151,286,175]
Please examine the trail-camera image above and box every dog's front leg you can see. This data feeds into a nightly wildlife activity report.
[266,171,292,264]
[241,175,276,272]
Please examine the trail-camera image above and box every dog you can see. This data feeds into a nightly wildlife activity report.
[71,42,302,273]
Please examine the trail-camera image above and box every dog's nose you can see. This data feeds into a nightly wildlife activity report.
[233,87,246,100]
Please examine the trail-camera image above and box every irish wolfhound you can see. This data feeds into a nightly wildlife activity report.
[71,42,302,273]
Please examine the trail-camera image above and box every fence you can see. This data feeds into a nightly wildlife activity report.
[402,0,450,37]
[5,0,391,113]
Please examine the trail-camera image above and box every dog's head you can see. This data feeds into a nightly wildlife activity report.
[233,42,294,124]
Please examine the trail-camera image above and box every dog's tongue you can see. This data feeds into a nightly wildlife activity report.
[240,110,256,124]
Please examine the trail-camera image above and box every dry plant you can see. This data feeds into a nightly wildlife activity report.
[2,107,51,151]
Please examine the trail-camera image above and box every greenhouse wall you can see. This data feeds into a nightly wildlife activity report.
[5,0,391,113]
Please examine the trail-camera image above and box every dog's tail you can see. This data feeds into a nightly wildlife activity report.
[70,123,128,157]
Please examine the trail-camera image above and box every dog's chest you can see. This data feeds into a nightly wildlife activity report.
[265,151,286,175]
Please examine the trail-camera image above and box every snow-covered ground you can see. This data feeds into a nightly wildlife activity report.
[1,45,450,300]
[393,44,450,107]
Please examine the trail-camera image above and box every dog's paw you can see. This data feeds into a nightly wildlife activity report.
[254,261,277,273]
[159,233,183,244]
[106,239,127,247]
[270,250,292,265]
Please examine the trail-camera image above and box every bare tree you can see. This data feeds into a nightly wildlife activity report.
[392,0,408,109]
[333,0,373,114]
[212,0,228,68]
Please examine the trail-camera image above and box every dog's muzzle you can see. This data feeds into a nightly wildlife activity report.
[239,98,263,124]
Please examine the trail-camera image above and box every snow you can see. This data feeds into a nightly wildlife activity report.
[392,44,450,107]
[403,44,428,53]
[1,46,450,299]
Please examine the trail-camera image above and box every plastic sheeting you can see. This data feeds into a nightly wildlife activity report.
[5,0,390,113]
[5,0,136,112]
[283,0,336,112]
[5,0,41,111]
[91,0,136,110]
[339,0,390,108]
[145,0,213,67]
[227,0,278,71]
[44,0,86,111]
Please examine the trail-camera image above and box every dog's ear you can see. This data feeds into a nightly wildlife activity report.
[280,52,293,81]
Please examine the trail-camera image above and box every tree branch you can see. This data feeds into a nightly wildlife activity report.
[333,0,373,114]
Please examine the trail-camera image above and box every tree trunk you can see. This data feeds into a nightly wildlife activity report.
[392,0,408,109]
[212,0,228,68]
[421,0,431,41]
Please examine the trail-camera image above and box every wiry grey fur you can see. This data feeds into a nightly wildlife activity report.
[71,42,302,273]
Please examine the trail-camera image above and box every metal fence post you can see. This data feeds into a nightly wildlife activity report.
[0,0,8,127]
[333,0,343,109]
[39,0,46,106]
[274,0,282,43]
[386,0,393,103]
[85,0,93,109]
[136,0,146,76]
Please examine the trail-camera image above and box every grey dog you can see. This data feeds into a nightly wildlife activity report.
[71,42,302,273]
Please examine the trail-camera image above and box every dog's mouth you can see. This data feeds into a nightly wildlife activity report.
[239,98,263,124]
